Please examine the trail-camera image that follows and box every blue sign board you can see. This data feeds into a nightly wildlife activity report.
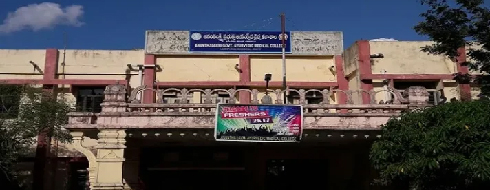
[189,31,291,53]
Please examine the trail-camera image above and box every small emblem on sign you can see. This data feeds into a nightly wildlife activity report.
[191,33,202,40]
[278,34,289,40]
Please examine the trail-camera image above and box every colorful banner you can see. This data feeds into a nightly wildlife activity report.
[189,31,291,53]
[215,104,303,142]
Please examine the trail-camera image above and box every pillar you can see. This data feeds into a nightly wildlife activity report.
[143,54,156,103]
[358,40,373,104]
[33,48,59,190]
[335,55,348,104]
[456,47,471,101]
[92,129,127,190]
[238,55,251,103]
[92,84,128,189]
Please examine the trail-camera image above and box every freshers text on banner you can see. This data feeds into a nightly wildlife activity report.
[214,104,303,142]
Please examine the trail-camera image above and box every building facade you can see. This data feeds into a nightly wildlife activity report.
[0,31,479,190]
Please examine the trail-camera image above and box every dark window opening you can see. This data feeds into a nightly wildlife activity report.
[69,161,89,190]
[75,87,105,113]
[266,159,328,190]
[287,90,323,104]
[0,85,22,118]
[216,93,231,104]
[140,147,246,190]
[394,81,438,90]
[141,147,245,170]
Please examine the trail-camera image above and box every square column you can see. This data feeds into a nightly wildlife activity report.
[92,129,127,190]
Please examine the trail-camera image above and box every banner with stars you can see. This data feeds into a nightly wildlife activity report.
[215,104,303,142]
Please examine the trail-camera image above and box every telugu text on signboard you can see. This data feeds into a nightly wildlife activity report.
[214,104,303,142]
[189,31,291,53]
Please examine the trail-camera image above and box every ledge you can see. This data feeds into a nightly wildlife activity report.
[66,113,394,130]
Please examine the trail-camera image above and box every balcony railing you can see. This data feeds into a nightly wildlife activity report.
[66,85,434,130]
[129,85,428,105]
[67,85,434,116]
[136,85,436,104]
[125,103,408,116]
[112,85,429,115]
[0,84,438,117]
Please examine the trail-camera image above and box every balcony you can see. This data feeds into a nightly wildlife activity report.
[66,85,432,131]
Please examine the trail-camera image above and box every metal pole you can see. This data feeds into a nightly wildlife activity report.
[281,13,287,104]
[266,81,269,95]
[138,66,144,86]
[138,65,143,101]
[382,70,390,102]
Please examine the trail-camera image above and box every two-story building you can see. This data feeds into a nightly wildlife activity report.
[0,30,480,190]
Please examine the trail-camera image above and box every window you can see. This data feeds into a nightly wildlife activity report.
[0,85,21,118]
[160,91,232,104]
[287,90,323,104]
[162,92,190,104]
[215,93,231,104]
[393,81,443,105]
[75,87,105,113]
[200,92,231,104]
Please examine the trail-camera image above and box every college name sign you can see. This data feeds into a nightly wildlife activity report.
[189,31,291,53]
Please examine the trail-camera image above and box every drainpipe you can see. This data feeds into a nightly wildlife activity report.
[127,64,145,101]
[142,64,159,102]
[381,70,390,102]
[128,64,159,101]
[137,65,144,101]
[137,65,144,86]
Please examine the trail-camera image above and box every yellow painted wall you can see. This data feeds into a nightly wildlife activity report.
[250,56,336,82]
[442,82,460,100]
[369,41,457,74]
[343,43,362,104]
[0,49,145,87]
[330,92,339,104]
[343,43,359,77]
[372,82,388,104]
[59,49,144,87]
[347,74,362,104]
[0,49,46,80]
[156,55,239,82]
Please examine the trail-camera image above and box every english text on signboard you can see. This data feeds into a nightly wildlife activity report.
[214,104,303,142]
[189,31,291,53]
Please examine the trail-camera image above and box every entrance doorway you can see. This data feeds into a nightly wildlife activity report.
[265,159,328,190]
[144,169,245,190]
[140,145,249,190]
[69,161,89,190]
